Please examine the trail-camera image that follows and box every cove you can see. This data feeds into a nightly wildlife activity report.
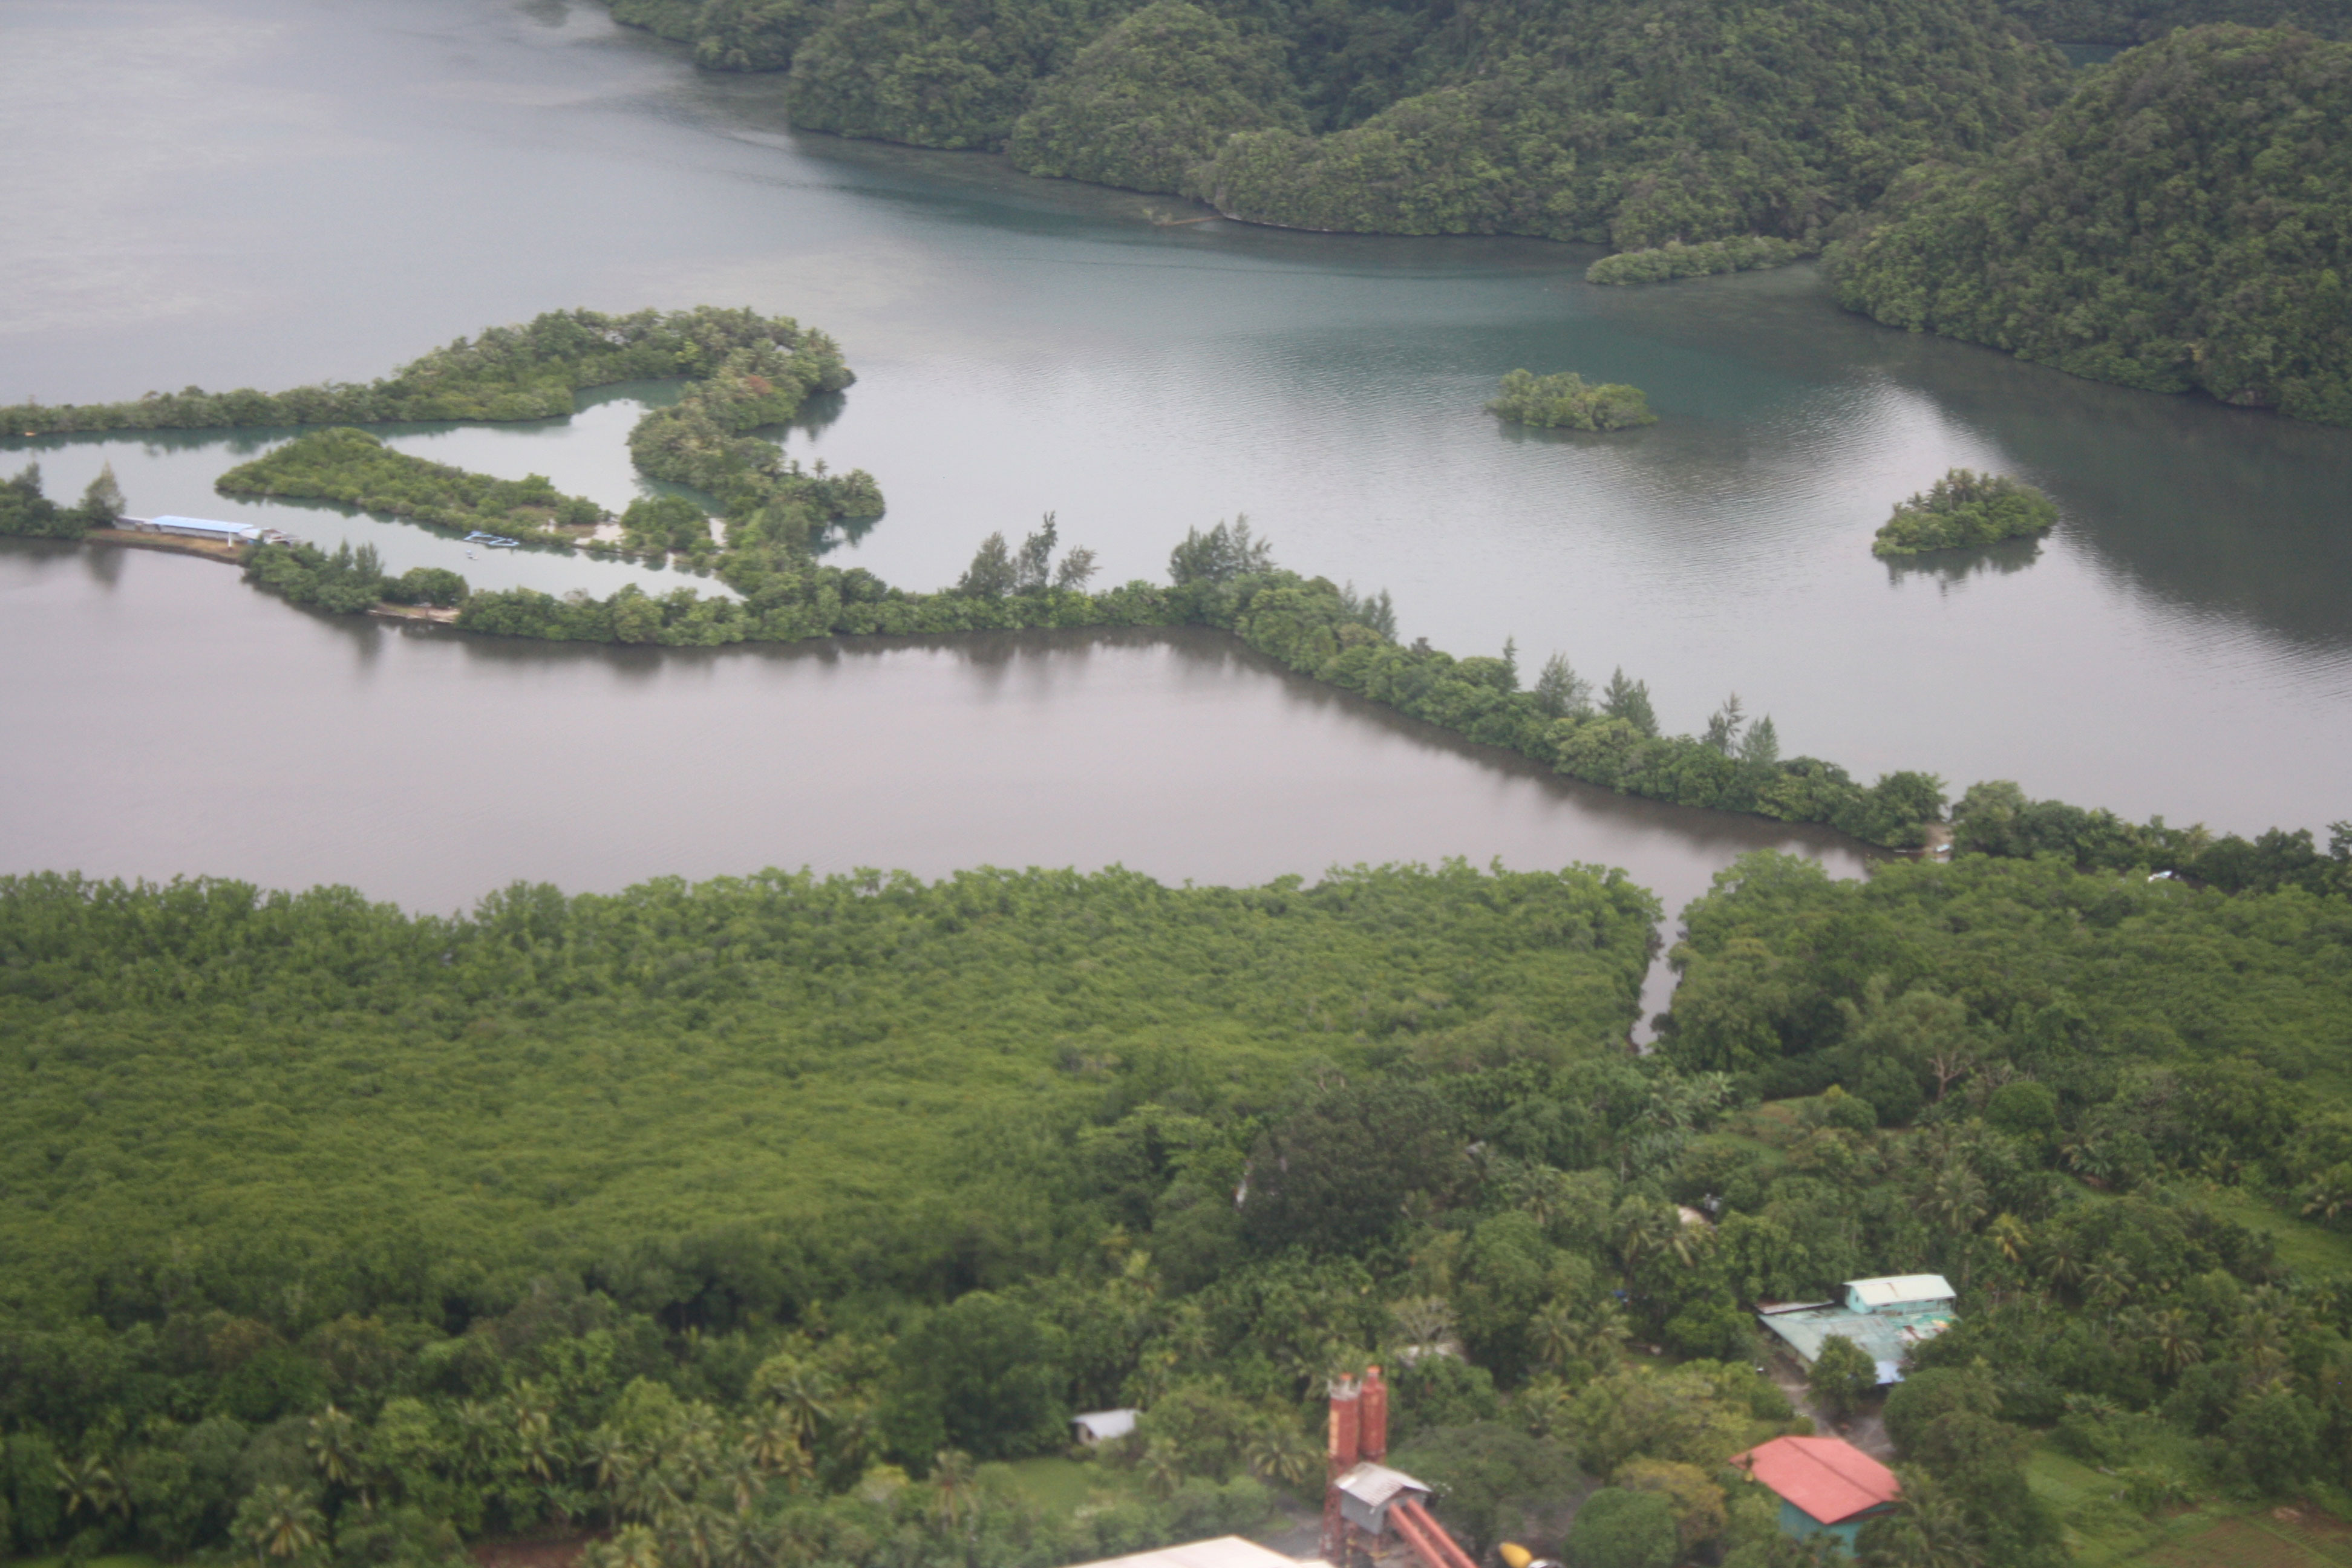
[0,539,1868,1027]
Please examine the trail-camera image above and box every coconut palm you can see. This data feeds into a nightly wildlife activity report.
[1530,1300,1579,1369]
[1243,1424,1319,1491]
[237,1484,324,1563]
[306,1405,367,1492]
[739,1408,809,1483]
[1137,1439,1186,1501]
[758,1361,834,1446]
[2145,1308,2204,1377]
[57,1451,125,1525]
[1875,1475,1984,1568]
[930,1448,978,1530]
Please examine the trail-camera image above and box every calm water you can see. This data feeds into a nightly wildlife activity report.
[2,0,2348,928]
[0,540,1867,1024]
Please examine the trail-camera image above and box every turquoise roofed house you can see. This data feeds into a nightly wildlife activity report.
[1757,1273,1956,1384]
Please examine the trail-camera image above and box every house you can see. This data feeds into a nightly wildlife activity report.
[1733,1435,1901,1553]
[1070,1408,1138,1445]
[1757,1273,1956,1384]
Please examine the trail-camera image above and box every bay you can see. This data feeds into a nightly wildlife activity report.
[2,0,2347,929]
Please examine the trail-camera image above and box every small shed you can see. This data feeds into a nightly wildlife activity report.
[1843,1275,1954,1316]
[1733,1436,1900,1551]
[1071,1409,1138,1445]
[1333,1461,1432,1535]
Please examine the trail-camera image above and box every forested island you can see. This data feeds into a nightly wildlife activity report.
[1870,469,2059,557]
[215,430,609,546]
[1486,371,1656,431]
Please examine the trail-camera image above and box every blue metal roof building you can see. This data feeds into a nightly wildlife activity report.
[136,515,266,544]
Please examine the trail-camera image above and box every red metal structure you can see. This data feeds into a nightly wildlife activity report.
[1319,1365,1479,1568]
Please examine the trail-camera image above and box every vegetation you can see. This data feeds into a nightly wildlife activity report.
[215,430,607,544]
[0,462,123,540]
[1661,848,2352,1553]
[1006,2,1302,195]
[1486,371,1656,432]
[610,0,2064,251]
[0,308,852,436]
[1870,469,2059,557]
[1999,0,2350,46]
[36,832,2352,1564]
[1584,238,1811,287]
[244,543,469,614]
[1828,25,2352,426]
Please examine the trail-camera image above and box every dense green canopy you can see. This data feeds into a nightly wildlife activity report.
[1828,25,2352,425]
[1007,1,1304,194]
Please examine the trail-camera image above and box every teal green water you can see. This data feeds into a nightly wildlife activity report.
[2,0,2347,907]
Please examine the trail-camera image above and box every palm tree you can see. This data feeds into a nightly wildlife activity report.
[759,1362,834,1447]
[2036,1232,2086,1298]
[1985,1213,2029,1268]
[2302,1167,2352,1225]
[1243,1425,1319,1491]
[306,1406,366,1493]
[514,1399,564,1486]
[930,1448,978,1530]
[2082,1253,2137,1314]
[57,1451,125,1526]
[2146,1308,2204,1378]
[1530,1300,1579,1370]
[596,1524,663,1568]
[1576,1300,1633,1365]
[739,1408,809,1483]
[1138,1439,1186,1501]
[1877,1475,1984,1568]
[238,1484,325,1563]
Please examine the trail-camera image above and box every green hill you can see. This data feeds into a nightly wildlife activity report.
[1827,24,2352,425]
[610,0,2067,246]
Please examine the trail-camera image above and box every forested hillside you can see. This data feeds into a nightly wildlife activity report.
[611,0,2067,247]
[1827,25,2352,425]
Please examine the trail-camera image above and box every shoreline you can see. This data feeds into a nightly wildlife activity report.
[82,527,249,565]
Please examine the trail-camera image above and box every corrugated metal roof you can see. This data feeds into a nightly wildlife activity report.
[1071,1409,1138,1441]
[151,515,263,540]
[1846,1274,1954,1307]
[1067,1537,1309,1568]
[1733,1436,1900,1524]
[1334,1462,1429,1509]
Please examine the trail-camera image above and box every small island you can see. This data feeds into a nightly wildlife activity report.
[1487,368,1657,431]
[1872,468,2059,557]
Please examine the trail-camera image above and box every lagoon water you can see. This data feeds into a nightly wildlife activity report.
[3,0,2349,943]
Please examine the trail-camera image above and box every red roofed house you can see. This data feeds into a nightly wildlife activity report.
[1731,1436,1901,1553]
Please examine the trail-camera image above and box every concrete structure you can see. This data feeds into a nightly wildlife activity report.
[1733,1436,1900,1553]
[1067,1538,1318,1568]
[1070,1408,1138,1445]
[1758,1273,1956,1384]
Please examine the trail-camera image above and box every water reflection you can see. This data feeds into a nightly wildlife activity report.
[1882,537,2046,590]
[1,544,1871,1030]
